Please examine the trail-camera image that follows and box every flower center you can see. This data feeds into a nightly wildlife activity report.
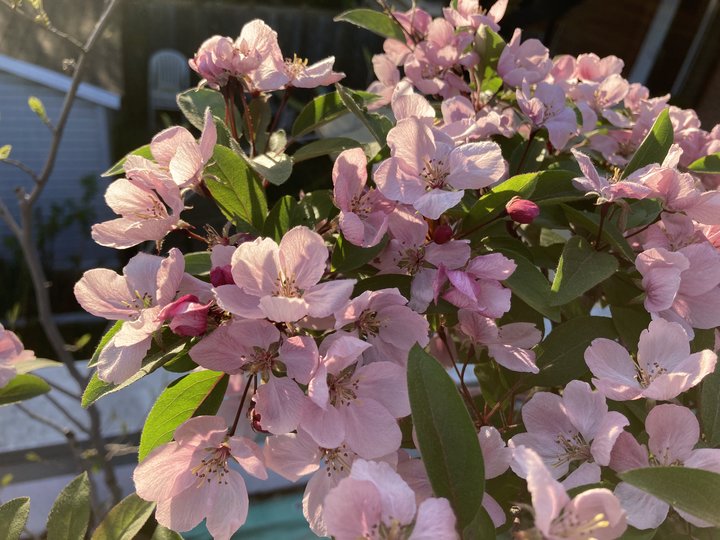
[421,158,450,190]
[551,510,611,538]
[241,345,279,376]
[328,373,359,407]
[350,193,374,217]
[398,246,425,274]
[322,444,353,478]
[192,444,232,486]
[634,360,667,388]
[285,54,309,78]
[553,432,592,467]
[274,274,302,298]
[356,310,382,338]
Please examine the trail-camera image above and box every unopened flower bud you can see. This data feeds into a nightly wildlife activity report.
[432,224,454,244]
[505,196,540,224]
[157,294,211,337]
[210,264,234,287]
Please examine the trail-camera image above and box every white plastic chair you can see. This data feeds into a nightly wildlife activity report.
[148,49,189,129]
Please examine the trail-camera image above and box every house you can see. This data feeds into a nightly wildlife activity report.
[0,53,119,269]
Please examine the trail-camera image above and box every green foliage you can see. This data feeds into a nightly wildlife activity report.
[46,472,91,540]
[336,83,393,145]
[334,8,405,40]
[331,234,387,274]
[90,494,155,540]
[407,345,488,534]
[0,374,50,406]
[562,205,635,261]
[292,137,362,163]
[177,88,227,131]
[620,468,720,526]
[183,251,211,276]
[550,235,618,306]
[88,321,123,368]
[138,370,228,461]
[28,96,49,125]
[263,195,297,241]
[102,145,154,177]
[204,145,268,232]
[0,144,11,160]
[462,172,539,233]
[499,250,561,322]
[621,109,673,178]
[688,152,720,173]
[534,316,619,387]
[292,90,376,138]
[0,498,30,540]
[701,360,720,447]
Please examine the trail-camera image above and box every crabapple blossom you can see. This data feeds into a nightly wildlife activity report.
[74,248,185,383]
[332,147,392,248]
[442,0,508,31]
[90,156,185,249]
[134,416,266,539]
[323,459,457,540]
[505,196,540,224]
[282,55,344,89]
[610,404,720,529]
[150,108,216,189]
[510,381,629,487]
[374,117,506,219]
[216,226,355,322]
[0,324,35,388]
[572,73,631,128]
[584,318,717,401]
[512,445,627,539]
[300,333,409,459]
[570,149,654,203]
[458,309,541,373]
[516,81,577,149]
[157,294,211,337]
[497,28,552,88]
[335,288,430,365]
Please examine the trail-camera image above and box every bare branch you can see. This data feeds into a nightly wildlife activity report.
[0,158,40,183]
[43,393,91,435]
[0,0,84,50]
[14,403,70,437]
[0,196,21,238]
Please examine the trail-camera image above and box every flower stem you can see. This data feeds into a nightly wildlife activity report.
[229,375,255,436]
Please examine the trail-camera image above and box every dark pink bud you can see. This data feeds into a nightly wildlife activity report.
[157,294,211,337]
[432,224,454,244]
[505,196,540,224]
[210,264,234,287]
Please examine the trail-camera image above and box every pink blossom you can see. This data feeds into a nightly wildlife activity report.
[157,294,211,337]
[335,288,430,365]
[478,426,512,526]
[209,244,235,287]
[516,82,577,149]
[91,156,185,249]
[440,96,516,142]
[215,226,355,322]
[332,148,392,248]
[570,149,654,203]
[189,319,315,434]
[610,404,720,529]
[572,74,631,129]
[497,28,552,88]
[574,53,624,82]
[133,416,267,539]
[367,54,402,109]
[438,253,517,318]
[636,246,720,331]
[323,459,457,540]
[235,20,289,92]
[74,248,185,383]
[0,324,35,388]
[509,381,629,487]
[189,35,244,88]
[264,428,398,537]
[283,55,345,89]
[505,196,540,224]
[512,445,627,539]
[458,309,541,373]
[150,108,217,189]
[585,318,717,401]
[443,0,508,31]
[374,118,506,219]
[300,333,409,459]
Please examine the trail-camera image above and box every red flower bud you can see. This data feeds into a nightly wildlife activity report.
[157,294,211,337]
[505,196,540,224]
[432,224,454,244]
[210,264,234,287]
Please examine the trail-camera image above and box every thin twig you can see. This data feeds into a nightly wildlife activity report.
[14,403,69,436]
[44,379,82,400]
[0,0,85,50]
[438,326,483,427]
[230,375,255,436]
[43,393,91,435]
[0,159,40,183]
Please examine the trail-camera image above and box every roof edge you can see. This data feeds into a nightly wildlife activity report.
[0,53,120,110]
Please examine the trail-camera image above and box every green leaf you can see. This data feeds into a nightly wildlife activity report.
[461,172,539,233]
[562,205,635,261]
[509,134,546,175]
[102,145,153,177]
[151,525,184,540]
[13,357,62,374]
[331,234,387,274]
[462,505,496,540]
[177,88,227,131]
[336,83,393,146]
[292,92,348,138]
[334,8,405,40]
[620,467,720,526]
[0,374,50,405]
[250,152,293,186]
[625,199,662,229]
[688,152,720,173]
[262,195,297,242]
[610,305,650,354]
[498,250,561,322]
[138,370,228,461]
[183,251,211,276]
[0,144,11,160]
[353,274,412,299]
[534,316,619,387]
[47,472,91,540]
[28,95,49,124]
[291,190,337,228]
[619,527,657,540]
[88,321,123,368]
[532,170,585,205]
[622,109,673,178]
[91,493,155,540]
[82,341,188,408]
[701,360,720,447]
[0,498,30,540]
[205,145,267,231]
[475,25,506,76]
[293,137,362,163]
[407,345,485,532]
[550,236,618,306]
